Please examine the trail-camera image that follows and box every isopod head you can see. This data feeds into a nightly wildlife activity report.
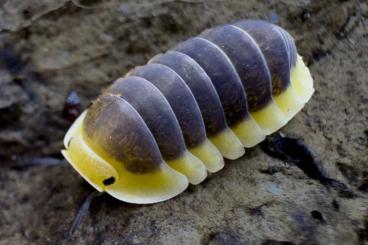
[62,111,119,192]
[63,95,189,204]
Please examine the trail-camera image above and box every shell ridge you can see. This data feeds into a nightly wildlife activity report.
[188,37,250,121]
[181,37,266,146]
[162,50,229,135]
[130,63,207,148]
[158,50,245,160]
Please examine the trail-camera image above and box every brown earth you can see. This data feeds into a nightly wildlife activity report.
[0,0,367,244]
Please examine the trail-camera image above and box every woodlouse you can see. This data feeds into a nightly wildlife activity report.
[62,20,314,204]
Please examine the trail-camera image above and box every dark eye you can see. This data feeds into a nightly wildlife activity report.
[103,177,115,186]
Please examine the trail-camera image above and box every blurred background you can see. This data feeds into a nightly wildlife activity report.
[0,0,367,244]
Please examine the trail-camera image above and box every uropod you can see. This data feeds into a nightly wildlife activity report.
[62,20,314,204]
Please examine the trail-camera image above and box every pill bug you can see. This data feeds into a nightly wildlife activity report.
[62,20,314,204]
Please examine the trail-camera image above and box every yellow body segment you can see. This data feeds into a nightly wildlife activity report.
[209,128,245,160]
[105,163,188,204]
[290,55,314,103]
[189,139,225,172]
[250,55,314,135]
[63,110,87,149]
[231,117,266,147]
[167,151,207,185]
[61,137,118,192]
[251,101,288,135]
[273,85,304,121]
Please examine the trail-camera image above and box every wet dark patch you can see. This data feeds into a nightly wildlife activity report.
[159,14,180,34]
[358,179,368,193]
[260,133,323,180]
[357,216,368,243]
[247,205,264,217]
[205,231,243,245]
[300,9,311,22]
[185,184,197,194]
[73,0,101,7]
[0,45,25,74]
[22,9,32,20]
[308,48,331,66]
[258,166,283,175]
[332,199,340,211]
[245,201,275,217]
[310,210,325,223]
[0,103,22,128]
[260,133,357,198]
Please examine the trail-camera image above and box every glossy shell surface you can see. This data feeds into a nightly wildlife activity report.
[62,19,314,204]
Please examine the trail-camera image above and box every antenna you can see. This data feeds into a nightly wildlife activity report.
[63,190,103,244]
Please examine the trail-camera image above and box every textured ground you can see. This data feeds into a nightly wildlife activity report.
[0,0,367,244]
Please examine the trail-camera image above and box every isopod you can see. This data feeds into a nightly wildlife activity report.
[62,20,314,204]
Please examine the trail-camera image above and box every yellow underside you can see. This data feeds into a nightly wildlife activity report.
[166,151,207,185]
[61,136,118,192]
[105,163,188,204]
[249,54,314,137]
[273,85,304,121]
[63,110,87,149]
[189,139,224,173]
[231,117,266,148]
[209,127,245,160]
[290,55,314,103]
[251,101,288,135]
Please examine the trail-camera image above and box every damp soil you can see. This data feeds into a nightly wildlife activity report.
[0,0,368,244]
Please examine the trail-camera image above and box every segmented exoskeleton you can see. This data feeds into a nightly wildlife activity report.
[62,20,314,204]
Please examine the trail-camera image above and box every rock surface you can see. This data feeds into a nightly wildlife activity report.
[0,0,367,244]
